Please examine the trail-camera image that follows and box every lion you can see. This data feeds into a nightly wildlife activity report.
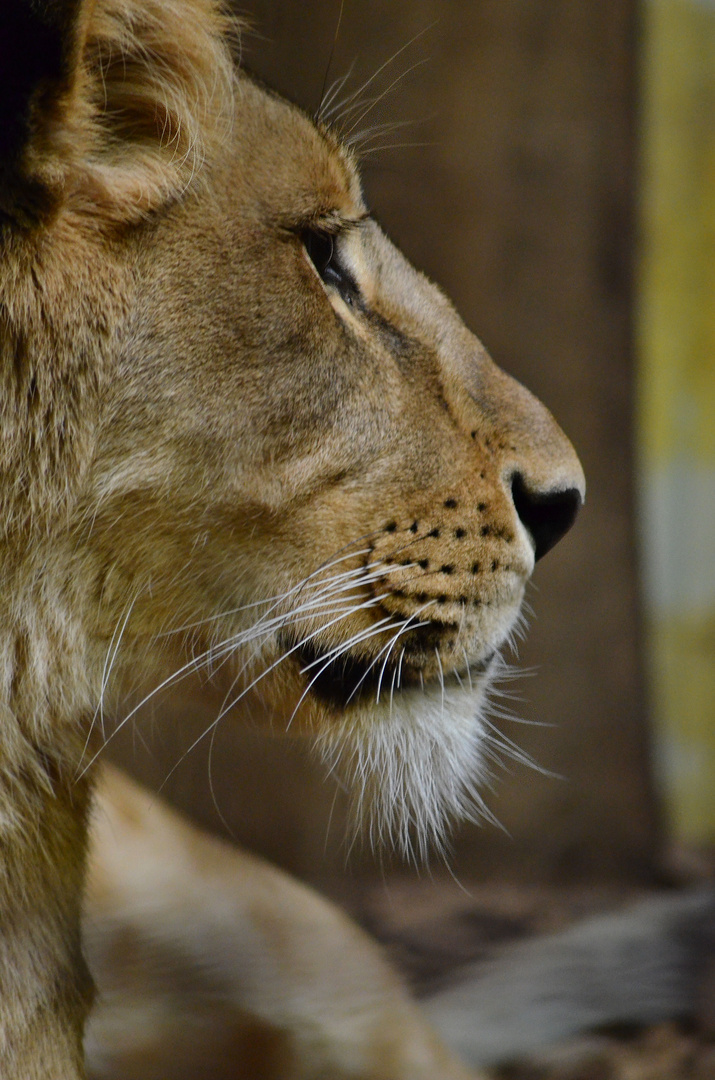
[0,0,590,1076]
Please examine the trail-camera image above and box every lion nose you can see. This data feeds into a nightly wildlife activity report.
[510,473,583,561]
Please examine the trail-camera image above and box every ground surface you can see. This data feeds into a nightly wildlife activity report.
[350,866,715,1080]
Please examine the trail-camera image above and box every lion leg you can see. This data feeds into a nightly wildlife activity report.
[0,757,92,1080]
[84,765,480,1080]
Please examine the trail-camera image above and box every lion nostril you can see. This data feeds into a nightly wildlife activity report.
[510,473,582,561]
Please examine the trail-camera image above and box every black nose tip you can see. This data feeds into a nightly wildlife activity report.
[510,473,582,561]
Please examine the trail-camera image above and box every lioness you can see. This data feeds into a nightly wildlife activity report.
[1,0,585,1076]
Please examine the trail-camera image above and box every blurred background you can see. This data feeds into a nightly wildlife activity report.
[108,0,714,900]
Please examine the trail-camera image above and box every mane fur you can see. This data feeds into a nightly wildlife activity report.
[0,5,243,1069]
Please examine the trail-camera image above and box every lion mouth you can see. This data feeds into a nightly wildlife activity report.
[288,634,496,710]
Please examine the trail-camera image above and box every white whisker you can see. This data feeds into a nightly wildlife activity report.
[435,647,445,719]
[345,604,432,706]
[79,554,394,777]
[341,58,430,139]
[76,590,139,774]
[462,646,473,691]
[155,536,383,638]
[317,59,356,121]
[388,663,398,718]
[396,646,405,690]
[321,22,435,125]
[287,616,409,731]
[358,140,435,157]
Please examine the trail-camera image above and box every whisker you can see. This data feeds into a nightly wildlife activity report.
[297,606,395,675]
[345,602,433,706]
[341,58,430,138]
[193,562,395,667]
[287,615,410,729]
[317,59,356,121]
[358,141,436,157]
[76,590,139,776]
[321,22,436,125]
[345,116,418,150]
[155,537,383,638]
[222,594,398,721]
[316,0,346,119]
[374,603,430,704]
[389,663,398,717]
[396,646,406,690]
[325,91,384,128]
[161,601,397,781]
[435,647,445,719]
[206,719,235,838]
[462,646,473,691]
[109,563,395,751]
[218,597,392,712]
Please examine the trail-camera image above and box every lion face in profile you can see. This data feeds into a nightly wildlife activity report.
[2,0,583,861]
[83,85,583,856]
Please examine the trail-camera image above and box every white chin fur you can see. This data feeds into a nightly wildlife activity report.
[313,667,498,863]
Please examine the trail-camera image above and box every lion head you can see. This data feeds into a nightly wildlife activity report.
[1,0,584,860]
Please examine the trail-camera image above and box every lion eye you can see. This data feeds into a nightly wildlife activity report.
[302,228,357,308]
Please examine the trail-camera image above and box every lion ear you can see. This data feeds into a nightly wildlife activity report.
[0,0,236,227]
[0,2,85,222]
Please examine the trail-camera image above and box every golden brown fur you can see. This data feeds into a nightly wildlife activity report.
[0,0,583,1075]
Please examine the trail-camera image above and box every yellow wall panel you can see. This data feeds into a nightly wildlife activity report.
[638,0,715,843]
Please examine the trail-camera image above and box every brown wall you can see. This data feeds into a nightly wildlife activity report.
[109,0,661,889]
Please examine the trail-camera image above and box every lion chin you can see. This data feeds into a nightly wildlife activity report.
[243,620,506,862]
[315,672,498,862]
